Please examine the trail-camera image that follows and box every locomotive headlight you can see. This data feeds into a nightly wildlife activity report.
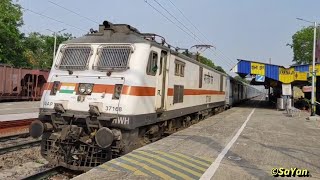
[85,84,93,94]
[79,84,87,94]
[78,83,93,95]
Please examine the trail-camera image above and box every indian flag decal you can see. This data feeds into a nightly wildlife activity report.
[59,83,76,94]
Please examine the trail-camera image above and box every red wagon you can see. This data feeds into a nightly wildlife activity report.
[0,64,49,101]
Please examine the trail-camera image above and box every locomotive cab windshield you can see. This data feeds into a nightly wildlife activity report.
[56,44,134,72]
[93,44,133,71]
[57,45,93,71]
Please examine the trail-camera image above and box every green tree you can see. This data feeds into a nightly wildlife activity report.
[234,75,250,83]
[213,66,225,73]
[198,55,226,73]
[289,26,316,64]
[0,0,25,66]
[22,32,73,69]
[182,51,226,73]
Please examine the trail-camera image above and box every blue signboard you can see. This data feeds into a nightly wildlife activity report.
[255,75,265,82]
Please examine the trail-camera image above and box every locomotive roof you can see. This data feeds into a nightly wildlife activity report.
[65,33,149,44]
[65,21,230,77]
[65,24,149,44]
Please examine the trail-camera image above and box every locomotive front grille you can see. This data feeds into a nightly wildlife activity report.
[41,137,110,171]
[94,45,133,71]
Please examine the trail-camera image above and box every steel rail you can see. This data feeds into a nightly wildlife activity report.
[22,166,82,180]
[0,140,41,155]
[0,132,30,142]
[22,166,64,180]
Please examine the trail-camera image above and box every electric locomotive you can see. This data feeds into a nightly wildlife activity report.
[29,21,256,171]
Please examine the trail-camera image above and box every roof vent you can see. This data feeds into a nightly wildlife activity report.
[98,20,140,34]
[103,21,113,29]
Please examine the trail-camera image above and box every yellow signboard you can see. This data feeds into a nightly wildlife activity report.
[251,62,265,75]
[294,72,307,81]
[309,64,320,76]
[279,68,295,83]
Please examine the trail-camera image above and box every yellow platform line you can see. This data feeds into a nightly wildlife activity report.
[135,151,203,177]
[99,163,117,171]
[121,156,173,179]
[127,153,194,180]
[170,152,212,167]
[100,161,148,177]
[109,160,148,177]
[148,150,207,172]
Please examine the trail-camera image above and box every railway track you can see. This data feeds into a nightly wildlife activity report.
[0,132,30,142]
[22,166,82,180]
[0,132,42,155]
[0,139,41,155]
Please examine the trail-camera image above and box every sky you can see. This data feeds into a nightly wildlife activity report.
[17,0,320,73]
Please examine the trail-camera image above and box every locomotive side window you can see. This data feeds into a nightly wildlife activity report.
[95,45,132,71]
[180,65,185,77]
[146,51,158,76]
[175,59,185,77]
[175,63,179,76]
[58,45,92,70]
[173,85,184,103]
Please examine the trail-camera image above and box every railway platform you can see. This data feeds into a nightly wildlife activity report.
[0,101,39,121]
[74,97,320,180]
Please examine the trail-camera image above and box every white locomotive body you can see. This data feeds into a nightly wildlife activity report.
[29,21,259,171]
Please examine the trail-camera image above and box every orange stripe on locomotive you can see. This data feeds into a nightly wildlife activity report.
[45,82,225,96]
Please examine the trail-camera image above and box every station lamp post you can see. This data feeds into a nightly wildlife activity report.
[296,18,317,116]
[46,28,67,60]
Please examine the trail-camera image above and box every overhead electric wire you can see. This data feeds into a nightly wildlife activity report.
[165,1,235,69]
[145,0,234,70]
[144,0,200,43]
[48,1,100,25]
[38,0,64,14]
[152,0,202,43]
[168,0,237,66]
[167,0,208,43]
[25,1,236,70]
[23,7,88,32]
[152,1,236,69]
[215,49,237,68]
[167,0,237,67]
[148,0,234,69]
[153,0,235,71]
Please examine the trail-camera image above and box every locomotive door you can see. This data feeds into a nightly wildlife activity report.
[155,50,168,112]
